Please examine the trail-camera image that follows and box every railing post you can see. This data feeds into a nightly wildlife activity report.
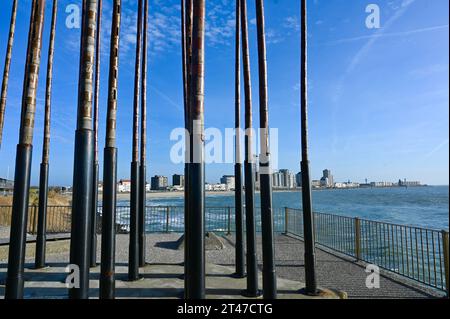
[354,217,361,260]
[442,230,449,296]
[166,206,170,233]
[284,207,289,234]
[32,205,38,235]
[227,207,231,235]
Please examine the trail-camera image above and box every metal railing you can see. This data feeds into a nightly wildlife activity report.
[0,205,287,235]
[0,205,72,234]
[285,207,449,294]
[0,205,448,293]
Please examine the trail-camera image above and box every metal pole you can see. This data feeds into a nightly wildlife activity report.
[284,207,289,234]
[100,0,121,299]
[355,217,361,260]
[138,0,149,267]
[300,0,318,295]
[5,0,46,300]
[183,0,194,295]
[234,0,245,279]
[32,206,38,235]
[442,230,449,296]
[69,0,96,300]
[0,0,18,149]
[166,207,170,233]
[240,0,260,298]
[185,0,206,300]
[129,0,143,282]
[227,207,232,236]
[35,0,58,270]
[90,0,102,269]
[255,0,277,299]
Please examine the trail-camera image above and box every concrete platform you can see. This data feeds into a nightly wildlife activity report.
[0,262,345,299]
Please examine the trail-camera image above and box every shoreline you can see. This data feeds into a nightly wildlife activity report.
[109,189,304,201]
[0,185,434,206]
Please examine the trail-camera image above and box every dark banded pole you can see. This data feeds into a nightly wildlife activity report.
[240,0,261,298]
[129,0,143,281]
[100,0,121,299]
[181,0,187,282]
[255,0,277,299]
[5,0,46,299]
[90,0,102,269]
[300,0,318,296]
[185,0,206,300]
[69,0,97,300]
[234,0,245,279]
[138,0,149,267]
[0,0,18,149]
[35,0,58,270]
[183,0,194,290]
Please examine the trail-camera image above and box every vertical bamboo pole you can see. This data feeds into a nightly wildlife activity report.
[35,0,58,270]
[300,0,318,295]
[241,0,260,298]
[255,0,277,299]
[138,0,149,267]
[129,0,143,281]
[185,0,206,300]
[69,0,97,299]
[6,0,46,299]
[181,0,188,285]
[0,0,18,149]
[183,0,194,293]
[90,0,103,269]
[100,0,121,299]
[234,0,245,279]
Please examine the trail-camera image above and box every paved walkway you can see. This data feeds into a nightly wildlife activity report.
[0,233,446,299]
[225,234,445,299]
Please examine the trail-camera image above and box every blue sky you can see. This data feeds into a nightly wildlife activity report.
[0,0,448,186]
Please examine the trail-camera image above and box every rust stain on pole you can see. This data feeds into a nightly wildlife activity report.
[0,0,18,149]
[186,0,193,135]
[140,0,149,163]
[19,0,47,147]
[241,0,253,161]
[93,0,103,162]
[133,0,143,162]
[105,1,121,148]
[77,0,97,131]
[181,0,188,126]
[42,0,58,164]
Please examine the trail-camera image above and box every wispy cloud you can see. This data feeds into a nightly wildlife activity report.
[283,16,300,32]
[330,0,417,152]
[321,24,449,46]
[423,139,449,159]
[149,84,183,112]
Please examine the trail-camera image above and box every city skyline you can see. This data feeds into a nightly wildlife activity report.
[0,0,448,187]
[0,169,428,188]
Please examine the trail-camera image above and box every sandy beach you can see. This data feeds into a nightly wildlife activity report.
[111,191,236,202]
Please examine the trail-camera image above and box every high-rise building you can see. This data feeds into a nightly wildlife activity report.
[279,169,289,187]
[296,172,302,187]
[151,175,168,190]
[271,169,296,189]
[272,171,282,188]
[172,174,185,187]
[320,169,334,188]
[220,175,235,190]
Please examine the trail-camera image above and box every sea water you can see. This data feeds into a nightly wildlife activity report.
[119,185,449,230]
